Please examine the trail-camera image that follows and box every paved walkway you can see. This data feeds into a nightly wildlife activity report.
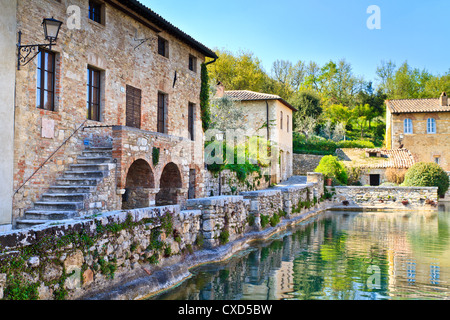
[276,176,308,187]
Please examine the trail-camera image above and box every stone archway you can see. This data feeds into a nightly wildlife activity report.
[122,159,155,209]
[156,162,183,206]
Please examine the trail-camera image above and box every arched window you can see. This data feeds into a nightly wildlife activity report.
[404,119,413,134]
[427,118,436,134]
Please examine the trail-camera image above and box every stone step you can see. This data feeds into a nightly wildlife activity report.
[41,193,88,202]
[77,156,113,164]
[34,201,84,211]
[55,177,100,186]
[23,209,78,221]
[63,170,108,179]
[69,163,111,172]
[48,185,96,194]
[82,149,113,158]
[15,219,49,229]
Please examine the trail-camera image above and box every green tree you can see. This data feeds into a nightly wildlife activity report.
[403,162,450,197]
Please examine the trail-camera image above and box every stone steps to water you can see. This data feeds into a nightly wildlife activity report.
[16,146,114,229]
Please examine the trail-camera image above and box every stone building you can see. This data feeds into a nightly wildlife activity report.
[385,92,450,171]
[215,87,296,184]
[1,0,217,230]
[336,148,417,186]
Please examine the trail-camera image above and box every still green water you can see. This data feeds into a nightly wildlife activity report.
[152,203,450,300]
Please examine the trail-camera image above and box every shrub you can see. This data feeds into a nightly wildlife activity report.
[402,162,449,197]
[385,168,407,185]
[315,155,348,185]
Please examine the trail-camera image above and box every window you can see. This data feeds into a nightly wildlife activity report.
[36,49,56,111]
[435,157,441,165]
[87,67,101,121]
[427,118,436,134]
[280,111,283,130]
[89,1,103,24]
[188,103,195,141]
[287,115,290,133]
[404,118,413,134]
[189,55,197,72]
[158,36,169,58]
[157,92,167,133]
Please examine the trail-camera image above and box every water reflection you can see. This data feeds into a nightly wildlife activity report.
[152,203,450,300]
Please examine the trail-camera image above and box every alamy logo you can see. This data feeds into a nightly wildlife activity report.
[67,5,81,30]
[367,5,381,30]
[367,265,381,290]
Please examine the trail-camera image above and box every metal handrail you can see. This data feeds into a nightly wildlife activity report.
[14,120,88,195]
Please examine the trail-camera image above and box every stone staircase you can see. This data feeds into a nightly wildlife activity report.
[16,146,115,229]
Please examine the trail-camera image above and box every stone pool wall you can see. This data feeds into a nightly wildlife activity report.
[0,173,325,300]
[329,186,439,209]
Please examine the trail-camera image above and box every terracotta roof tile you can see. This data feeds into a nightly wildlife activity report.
[224,90,297,111]
[386,98,450,114]
[337,148,416,169]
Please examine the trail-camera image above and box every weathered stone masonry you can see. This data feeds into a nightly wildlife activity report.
[0,174,325,300]
[11,0,217,226]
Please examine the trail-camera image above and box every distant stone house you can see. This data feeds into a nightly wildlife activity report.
[336,148,417,186]
[215,87,297,184]
[1,0,217,230]
[385,92,450,171]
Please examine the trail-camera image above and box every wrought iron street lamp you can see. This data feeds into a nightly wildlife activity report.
[17,17,63,70]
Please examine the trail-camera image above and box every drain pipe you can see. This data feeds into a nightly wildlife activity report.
[266,100,272,184]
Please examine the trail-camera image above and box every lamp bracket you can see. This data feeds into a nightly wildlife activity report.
[17,31,56,70]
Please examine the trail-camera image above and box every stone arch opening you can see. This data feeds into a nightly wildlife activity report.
[156,162,183,206]
[122,159,155,210]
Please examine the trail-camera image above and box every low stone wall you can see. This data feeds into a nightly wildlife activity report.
[185,196,250,249]
[0,205,202,300]
[0,173,326,300]
[204,169,270,197]
[293,154,324,176]
[329,186,439,209]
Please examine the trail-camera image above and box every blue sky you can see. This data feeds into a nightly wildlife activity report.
[142,0,450,86]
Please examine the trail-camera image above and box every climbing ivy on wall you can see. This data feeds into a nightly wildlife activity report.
[200,63,211,132]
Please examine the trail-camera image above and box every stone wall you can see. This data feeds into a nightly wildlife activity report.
[329,186,439,209]
[0,205,203,300]
[0,174,326,300]
[293,154,324,176]
[185,196,250,249]
[204,169,270,197]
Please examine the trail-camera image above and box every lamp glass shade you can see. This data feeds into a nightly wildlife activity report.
[43,18,63,42]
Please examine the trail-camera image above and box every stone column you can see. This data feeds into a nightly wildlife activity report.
[0,0,17,231]
[307,172,324,198]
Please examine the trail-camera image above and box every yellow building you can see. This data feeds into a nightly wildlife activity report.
[216,87,296,183]
[386,92,450,171]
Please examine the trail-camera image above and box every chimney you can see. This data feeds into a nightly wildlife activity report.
[440,92,448,106]
[216,81,225,98]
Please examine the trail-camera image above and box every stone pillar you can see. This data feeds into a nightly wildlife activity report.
[0,0,17,231]
[307,172,324,198]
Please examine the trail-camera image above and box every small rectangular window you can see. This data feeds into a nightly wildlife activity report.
[87,67,101,121]
[404,119,413,134]
[36,49,56,111]
[189,55,197,72]
[188,103,195,141]
[427,118,436,134]
[158,36,169,58]
[435,157,441,165]
[89,1,103,24]
[280,111,283,130]
[287,115,290,133]
[157,92,167,133]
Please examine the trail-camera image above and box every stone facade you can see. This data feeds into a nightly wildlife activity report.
[10,0,216,226]
[386,94,450,171]
[293,154,324,176]
[329,186,439,209]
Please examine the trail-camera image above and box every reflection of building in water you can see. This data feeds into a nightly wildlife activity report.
[344,211,450,299]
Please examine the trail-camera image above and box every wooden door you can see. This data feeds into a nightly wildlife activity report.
[126,85,142,129]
